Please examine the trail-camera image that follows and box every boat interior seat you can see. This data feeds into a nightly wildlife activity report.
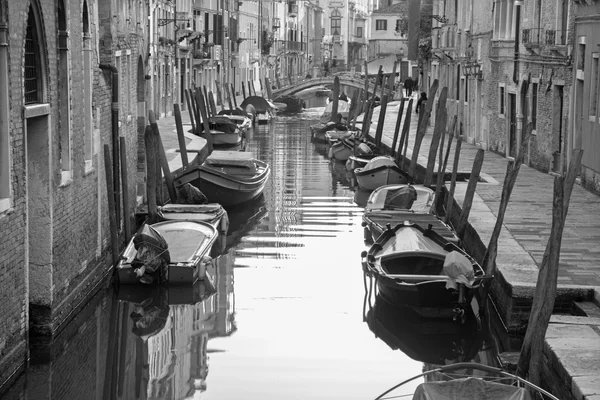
[383,256,444,276]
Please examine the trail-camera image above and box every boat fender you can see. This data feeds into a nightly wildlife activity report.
[200,255,214,279]
[220,211,230,235]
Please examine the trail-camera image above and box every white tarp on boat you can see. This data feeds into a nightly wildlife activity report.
[362,156,397,172]
[443,251,475,289]
[205,150,257,171]
[412,377,532,400]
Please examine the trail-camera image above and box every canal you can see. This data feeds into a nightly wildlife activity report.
[4,107,493,400]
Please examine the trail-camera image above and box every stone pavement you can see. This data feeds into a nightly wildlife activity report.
[154,96,600,399]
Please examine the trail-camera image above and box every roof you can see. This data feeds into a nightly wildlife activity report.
[372,1,408,15]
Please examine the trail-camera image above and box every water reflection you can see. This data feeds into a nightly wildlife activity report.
[364,293,483,365]
[3,111,497,400]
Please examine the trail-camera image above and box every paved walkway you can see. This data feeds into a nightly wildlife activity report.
[154,96,600,399]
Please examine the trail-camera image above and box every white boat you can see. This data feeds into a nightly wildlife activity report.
[362,184,457,244]
[354,156,409,191]
[117,220,218,285]
[157,203,230,256]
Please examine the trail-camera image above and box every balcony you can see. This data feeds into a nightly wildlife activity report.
[522,28,542,48]
[282,40,306,52]
[273,18,280,30]
[545,29,568,47]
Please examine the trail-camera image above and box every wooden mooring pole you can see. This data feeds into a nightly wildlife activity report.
[119,136,131,242]
[398,99,413,171]
[241,81,247,100]
[408,80,439,180]
[516,149,583,386]
[331,76,340,122]
[103,144,120,266]
[173,103,189,168]
[149,110,177,204]
[424,87,448,186]
[184,89,197,135]
[390,98,406,158]
[444,130,463,225]
[143,125,158,224]
[456,148,485,240]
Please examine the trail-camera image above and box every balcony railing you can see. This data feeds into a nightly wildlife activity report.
[545,29,567,46]
[522,28,543,47]
[273,17,280,29]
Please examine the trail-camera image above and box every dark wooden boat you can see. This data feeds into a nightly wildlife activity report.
[354,156,409,191]
[362,184,456,243]
[174,150,270,207]
[361,222,485,320]
[117,220,218,285]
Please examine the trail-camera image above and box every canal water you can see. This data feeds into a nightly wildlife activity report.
[4,107,494,400]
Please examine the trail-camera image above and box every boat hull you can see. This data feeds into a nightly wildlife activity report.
[211,131,243,146]
[375,277,474,319]
[117,221,218,285]
[174,161,270,208]
[354,165,409,191]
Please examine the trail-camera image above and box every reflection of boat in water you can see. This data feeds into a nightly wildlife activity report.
[365,293,482,365]
[224,194,269,251]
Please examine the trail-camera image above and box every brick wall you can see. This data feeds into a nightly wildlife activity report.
[1,0,149,385]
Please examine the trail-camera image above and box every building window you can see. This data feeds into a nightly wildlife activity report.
[499,85,505,115]
[531,82,538,129]
[464,76,468,103]
[356,26,362,38]
[591,53,599,119]
[331,10,342,36]
[24,5,43,104]
[493,0,515,40]
[375,19,387,31]
[578,41,585,71]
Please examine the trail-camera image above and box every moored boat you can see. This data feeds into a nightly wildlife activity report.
[117,220,218,285]
[157,203,230,256]
[374,362,559,400]
[361,221,485,320]
[173,150,270,207]
[354,156,409,191]
[362,184,455,243]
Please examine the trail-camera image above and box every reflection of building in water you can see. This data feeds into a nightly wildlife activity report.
[213,253,236,338]
[142,253,236,399]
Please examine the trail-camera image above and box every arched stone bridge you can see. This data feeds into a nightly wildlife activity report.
[272,76,377,98]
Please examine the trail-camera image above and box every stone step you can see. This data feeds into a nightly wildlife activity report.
[573,300,600,319]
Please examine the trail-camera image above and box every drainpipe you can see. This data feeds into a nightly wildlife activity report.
[99,63,121,227]
[513,1,522,84]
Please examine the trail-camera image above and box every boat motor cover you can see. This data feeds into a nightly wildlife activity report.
[363,156,397,172]
[443,251,475,290]
[176,183,209,204]
[133,225,171,279]
[412,377,532,400]
[357,143,372,156]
